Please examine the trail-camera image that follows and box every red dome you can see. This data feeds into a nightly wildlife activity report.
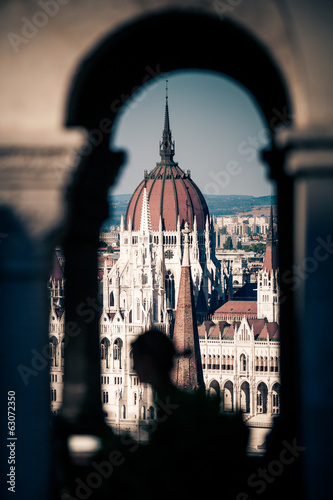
[125,164,209,231]
[125,88,209,232]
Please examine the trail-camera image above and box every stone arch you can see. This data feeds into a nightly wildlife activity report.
[67,11,291,133]
[61,7,291,430]
[257,382,268,414]
[272,382,281,414]
[240,381,250,413]
[223,380,234,412]
[209,379,220,398]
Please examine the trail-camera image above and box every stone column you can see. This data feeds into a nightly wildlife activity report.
[264,131,333,500]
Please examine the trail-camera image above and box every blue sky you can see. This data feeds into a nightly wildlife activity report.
[110,70,275,197]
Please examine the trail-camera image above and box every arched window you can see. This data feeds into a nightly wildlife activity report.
[222,355,226,370]
[260,356,264,372]
[272,383,281,414]
[270,356,274,372]
[165,270,175,309]
[61,338,65,367]
[148,406,155,420]
[110,291,114,307]
[141,406,146,420]
[129,350,134,370]
[50,389,57,402]
[136,298,140,321]
[202,354,206,369]
[101,338,110,368]
[102,391,109,404]
[49,337,58,367]
[122,405,126,419]
[113,338,122,368]
[208,354,212,369]
[240,354,247,372]
[227,355,230,370]
[256,356,260,371]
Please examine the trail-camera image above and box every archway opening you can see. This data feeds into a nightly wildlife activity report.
[52,9,292,466]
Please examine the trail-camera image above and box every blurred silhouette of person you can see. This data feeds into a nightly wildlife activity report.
[131,329,250,500]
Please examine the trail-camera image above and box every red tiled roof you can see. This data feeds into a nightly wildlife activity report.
[198,321,214,339]
[198,319,279,343]
[248,319,266,337]
[267,322,279,340]
[213,301,257,320]
[125,164,209,231]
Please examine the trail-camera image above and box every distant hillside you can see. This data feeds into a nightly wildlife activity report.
[204,194,276,216]
[102,194,276,228]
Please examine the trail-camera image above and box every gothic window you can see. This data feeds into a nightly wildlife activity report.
[222,355,226,370]
[136,299,140,321]
[231,355,234,370]
[49,337,58,367]
[202,354,206,369]
[61,338,65,367]
[260,356,264,371]
[113,338,122,368]
[110,291,114,307]
[101,338,110,367]
[227,355,230,370]
[256,356,260,371]
[122,405,126,419]
[240,354,247,372]
[148,406,155,420]
[134,393,137,405]
[153,300,158,322]
[141,406,146,420]
[272,383,281,414]
[50,389,57,402]
[264,356,268,372]
[129,350,134,370]
[165,270,175,309]
[208,355,212,369]
[102,391,109,404]
[144,274,148,284]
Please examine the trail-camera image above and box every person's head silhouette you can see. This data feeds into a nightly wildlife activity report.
[131,329,176,389]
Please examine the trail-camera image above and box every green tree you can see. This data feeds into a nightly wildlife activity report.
[223,236,233,250]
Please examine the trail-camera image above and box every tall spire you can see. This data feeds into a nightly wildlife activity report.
[172,222,204,391]
[159,80,175,162]
[140,186,151,235]
[266,199,275,246]
[263,200,278,272]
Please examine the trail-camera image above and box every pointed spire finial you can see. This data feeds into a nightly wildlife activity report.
[159,80,175,162]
